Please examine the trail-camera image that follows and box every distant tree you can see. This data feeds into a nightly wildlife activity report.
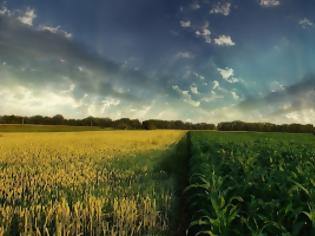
[113,118,141,130]
[28,115,45,124]
[1,114,312,133]
[142,119,215,130]
[217,121,314,133]
[51,114,65,125]
[0,115,24,124]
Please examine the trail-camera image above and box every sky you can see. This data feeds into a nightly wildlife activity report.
[0,0,315,124]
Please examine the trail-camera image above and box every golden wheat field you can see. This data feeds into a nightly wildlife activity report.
[0,130,185,236]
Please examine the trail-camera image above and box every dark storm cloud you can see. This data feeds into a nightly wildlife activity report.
[0,13,166,104]
[0,9,211,120]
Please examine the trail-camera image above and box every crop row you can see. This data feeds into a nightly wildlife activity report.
[185,132,315,235]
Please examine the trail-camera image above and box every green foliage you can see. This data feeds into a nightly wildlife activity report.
[185,131,315,235]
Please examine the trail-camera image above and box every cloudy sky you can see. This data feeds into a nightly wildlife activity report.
[0,0,315,124]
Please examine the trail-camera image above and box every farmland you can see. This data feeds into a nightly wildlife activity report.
[1,130,315,235]
[186,132,315,235]
[0,131,186,235]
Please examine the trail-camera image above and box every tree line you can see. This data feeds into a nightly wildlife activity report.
[0,115,314,133]
[0,115,215,130]
[217,121,314,133]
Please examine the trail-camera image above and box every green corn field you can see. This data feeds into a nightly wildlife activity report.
[185,132,315,236]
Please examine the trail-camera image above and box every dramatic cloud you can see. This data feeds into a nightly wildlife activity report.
[210,2,232,16]
[0,12,171,118]
[1,1,315,124]
[217,67,239,83]
[299,18,314,29]
[1,6,212,121]
[214,35,235,46]
[238,75,315,123]
[259,0,280,7]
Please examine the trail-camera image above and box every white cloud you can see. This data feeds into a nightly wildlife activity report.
[270,81,285,92]
[190,84,199,94]
[217,67,239,83]
[193,72,205,81]
[180,20,191,28]
[0,85,82,116]
[284,109,315,124]
[191,1,201,10]
[1,5,73,40]
[218,67,233,80]
[212,80,220,90]
[195,22,211,44]
[172,85,183,93]
[201,90,224,102]
[175,51,194,59]
[59,58,66,63]
[210,2,232,16]
[0,6,11,16]
[128,105,153,119]
[227,77,239,83]
[1,6,73,40]
[214,35,235,46]
[185,98,200,107]
[231,91,240,100]
[18,8,36,26]
[259,0,280,7]
[61,84,76,95]
[39,25,72,39]
[299,18,314,29]
[172,85,200,107]
[101,97,120,114]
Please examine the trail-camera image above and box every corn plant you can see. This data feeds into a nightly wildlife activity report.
[185,131,315,235]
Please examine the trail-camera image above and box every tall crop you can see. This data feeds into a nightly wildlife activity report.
[0,130,185,235]
[185,132,315,235]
